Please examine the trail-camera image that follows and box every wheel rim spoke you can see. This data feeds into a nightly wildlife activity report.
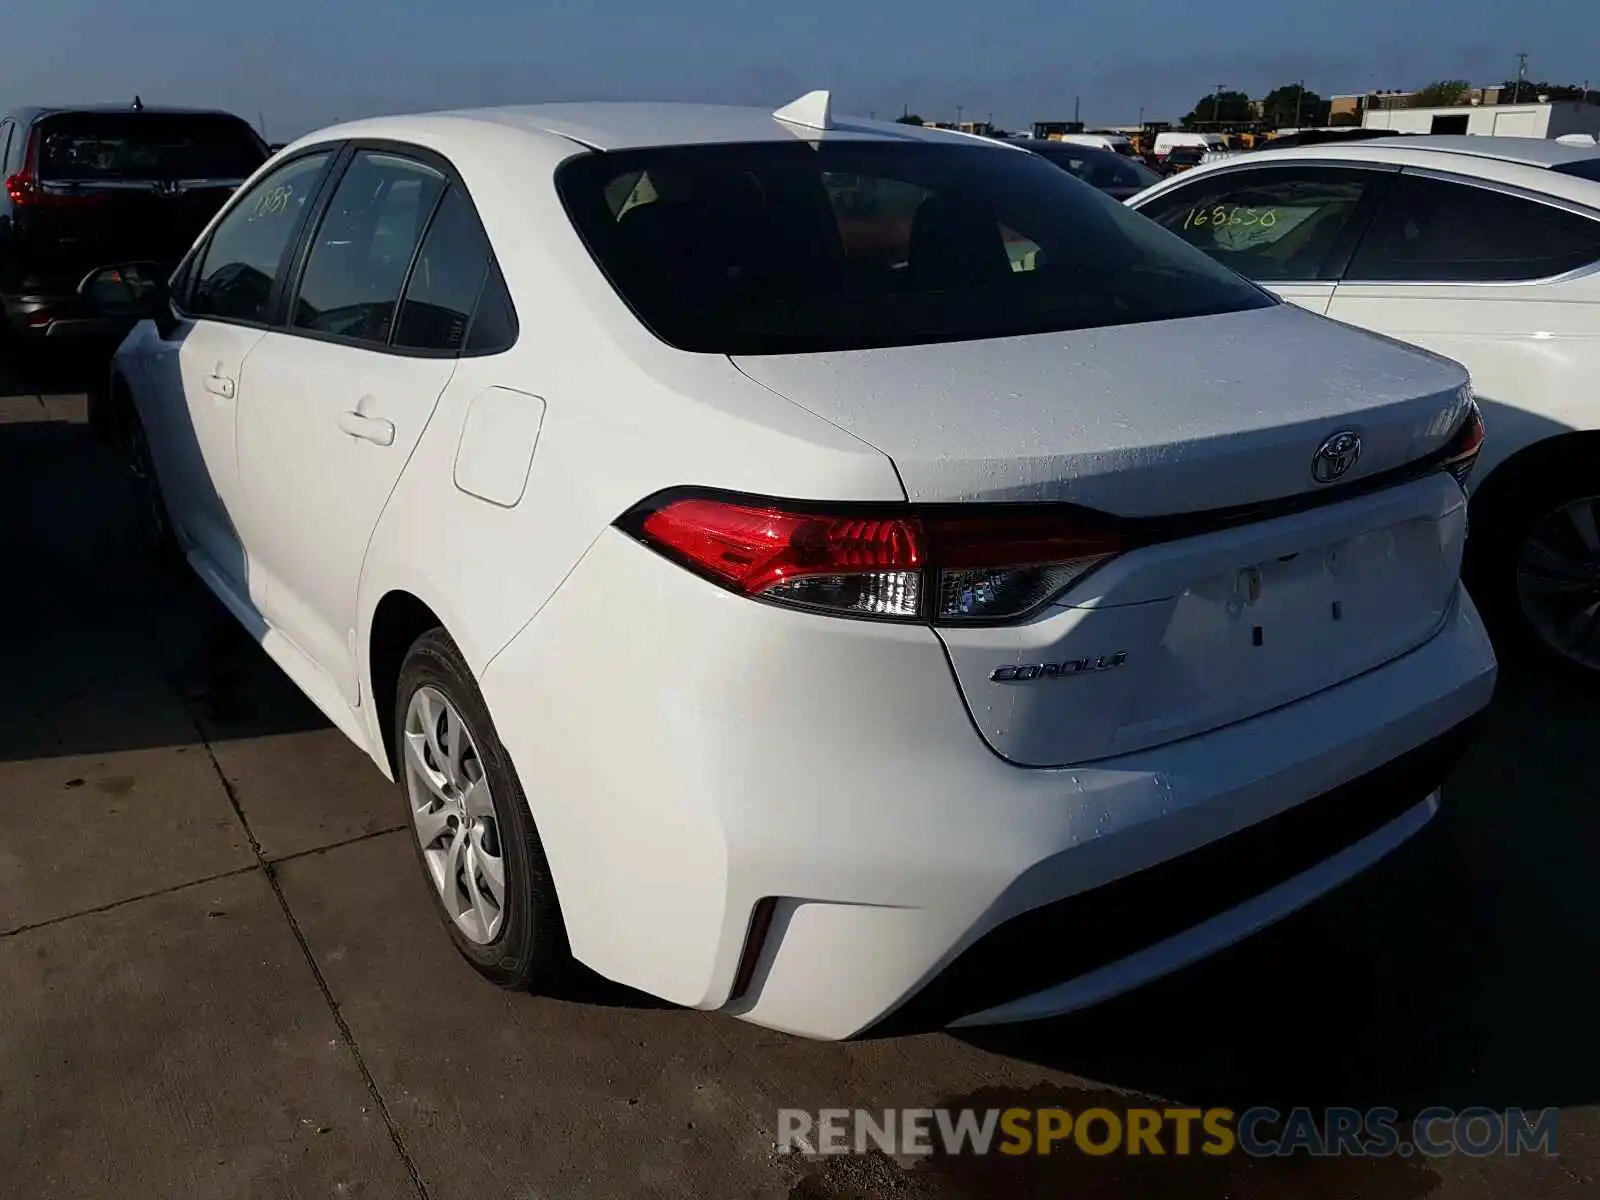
[412,800,453,848]
[403,731,451,805]
[402,685,505,946]
[442,823,469,914]
[1517,495,1600,671]
[461,774,493,819]
[463,836,502,941]
[475,832,506,907]
[1565,499,1600,555]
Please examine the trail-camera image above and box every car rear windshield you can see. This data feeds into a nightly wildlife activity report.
[1035,147,1161,191]
[556,140,1274,354]
[1551,158,1600,183]
[36,113,267,182]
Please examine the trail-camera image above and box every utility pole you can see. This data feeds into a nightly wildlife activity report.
[1073,95,1081,125]
[1514,51,1529,103]
[956,104,963,127]
[1212,83,1225,127]
[1294,79,1303,127]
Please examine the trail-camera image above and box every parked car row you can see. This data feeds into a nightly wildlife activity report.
[6,92,1570,1044]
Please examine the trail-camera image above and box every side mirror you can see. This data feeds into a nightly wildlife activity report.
[78,262,167,318]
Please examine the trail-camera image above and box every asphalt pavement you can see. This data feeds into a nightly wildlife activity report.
[1,349,1596,1199]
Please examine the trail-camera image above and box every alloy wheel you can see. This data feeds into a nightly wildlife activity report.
[402,686,507,944]
[1515,495,1600,673]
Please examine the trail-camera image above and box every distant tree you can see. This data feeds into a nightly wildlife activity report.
[1412,80,1472,107]
[895,113,924,125]
[1499,80,1598,103]
[1260,84,1324,126]
[1181,89,1254,127]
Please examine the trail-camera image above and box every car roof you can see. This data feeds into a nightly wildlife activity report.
[1010,138,1124,159]
[1282,134,1600,168]
[1143,133,1600,209]
[294,100,1023,155]
[6,104,253,122]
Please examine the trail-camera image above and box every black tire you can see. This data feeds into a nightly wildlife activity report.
[124,405,184,571]
[394,628,573,989]
[87,373,118,445]
[1464,447,1600,683]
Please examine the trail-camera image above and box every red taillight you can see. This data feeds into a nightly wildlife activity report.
[1439,397,1485,488]
[639,498,926,617]
[4,170,36,205]
[5,130,107,207]
[6,128,38,205]
[628,494,1128,623]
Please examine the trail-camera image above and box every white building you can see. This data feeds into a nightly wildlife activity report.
[1363,100,1600,139]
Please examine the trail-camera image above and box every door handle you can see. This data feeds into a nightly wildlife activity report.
[204,374,235,399]
[337,410,396,446]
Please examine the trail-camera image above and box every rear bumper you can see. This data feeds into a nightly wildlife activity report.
[871,717,1472,1034]
[481,530,1497,1041]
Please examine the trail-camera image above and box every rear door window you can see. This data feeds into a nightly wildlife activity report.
[1138,167,1387,282]
[1345,173,1600,282]
[0,121,14,177]
[188,152,333,324]
[290,151,447,347]
[35,113,267,182]
[392,184,494,352]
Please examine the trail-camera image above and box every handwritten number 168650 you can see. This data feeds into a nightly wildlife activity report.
[1183,205,1277,230]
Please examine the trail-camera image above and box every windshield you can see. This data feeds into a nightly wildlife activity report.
[557,141,1273,355]
[37,113,267,182]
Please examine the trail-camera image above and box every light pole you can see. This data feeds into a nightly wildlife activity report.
[1211,83,1225,127]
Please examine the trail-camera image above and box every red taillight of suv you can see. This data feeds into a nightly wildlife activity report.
[3,170,37,205]
[5,129,106,208]
[623,494,1129,623]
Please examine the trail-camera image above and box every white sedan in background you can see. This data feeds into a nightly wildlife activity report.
[1129,135,1600,678]
[85,94,1493,1040]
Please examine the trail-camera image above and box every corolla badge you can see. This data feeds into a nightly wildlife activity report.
[1311,430,1362,484]
[990,652,1128,682]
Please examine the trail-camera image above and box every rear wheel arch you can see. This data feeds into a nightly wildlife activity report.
[91,367,136,447]
[369,590,447,776]
[1467,428,1600,528]
[1463,428,1600,676]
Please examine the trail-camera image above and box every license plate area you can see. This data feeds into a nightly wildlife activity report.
[1164,521,1445,687]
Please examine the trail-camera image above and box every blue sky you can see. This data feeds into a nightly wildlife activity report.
[5,0,1596,139]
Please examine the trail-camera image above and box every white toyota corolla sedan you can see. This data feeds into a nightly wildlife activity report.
[84,93,1496,1040]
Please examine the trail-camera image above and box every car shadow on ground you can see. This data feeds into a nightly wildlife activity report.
[0,347,329,761]
[950,656,1600,1115]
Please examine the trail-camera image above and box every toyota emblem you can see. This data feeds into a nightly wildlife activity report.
[1311,430,1362,484]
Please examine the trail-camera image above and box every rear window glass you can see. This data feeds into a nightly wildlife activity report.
[556,141,1273,355]
[1036,148,1160,191]
[1551,158,1600,183]
[37,113,267,182]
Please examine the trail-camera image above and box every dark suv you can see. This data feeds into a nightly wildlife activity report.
[0,103,269,344]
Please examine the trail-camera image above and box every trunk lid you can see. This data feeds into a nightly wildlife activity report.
[733,302,1476,767]
[730,302,1469,515]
